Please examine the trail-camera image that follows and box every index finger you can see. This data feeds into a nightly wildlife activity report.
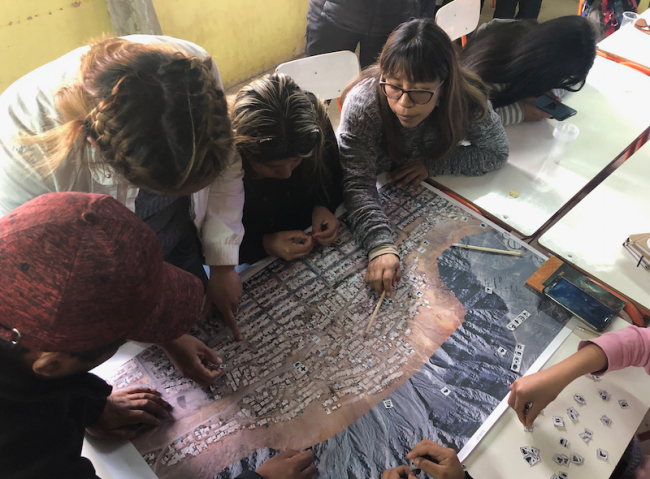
[290,449,315,470]
[276,449,300,460]
[124,387,162,397]
[222,308,242,341]
[289,237,314,255]
[510,390,528,426]
[200,346,223,366]
[407,439,448,460]
[383,267,395,297]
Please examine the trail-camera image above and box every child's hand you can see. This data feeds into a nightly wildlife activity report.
[508,344,609,427]
[366,254,401,297]
[263,231,314,260]
[86,388,172,440]
[255,450,316,479]
[407,439,465,479]
[160,334,223,387]
[508,368,564,427]
[381,466,418,478]
[389,161,428,189]
[312,206,340,247]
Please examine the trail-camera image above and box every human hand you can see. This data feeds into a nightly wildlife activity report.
[204,265,242,341]
[255,450,316,479]
[521,97,552,122]
[389,161,428,188]
[508,368,570,427]
[407,439,465,479]
[312,206,340,247]
[365,253,401,297]
[381,466,419,479]
[86,388,172,440]
[263,231,314,260]
[160,334,223,387]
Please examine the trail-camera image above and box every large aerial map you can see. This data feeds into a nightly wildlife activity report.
[109,183,571,479]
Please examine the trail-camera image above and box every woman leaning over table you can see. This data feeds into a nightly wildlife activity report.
[0,35,245,387]
[338,18,509,297]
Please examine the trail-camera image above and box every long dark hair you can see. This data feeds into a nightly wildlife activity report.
[459,16,597,108]
[232,73,333,197]
[342,18,488,162]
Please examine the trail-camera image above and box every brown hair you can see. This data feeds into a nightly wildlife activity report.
[18,37,233,194]
[232,73,333,198]
[342,18,488,162]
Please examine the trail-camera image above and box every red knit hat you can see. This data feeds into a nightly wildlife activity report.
[0,192,204,352]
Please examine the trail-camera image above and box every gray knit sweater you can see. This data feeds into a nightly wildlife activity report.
[338,77,509,254]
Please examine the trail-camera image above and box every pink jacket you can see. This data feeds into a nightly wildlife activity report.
[578,326,650,374]
[579,326,650,479]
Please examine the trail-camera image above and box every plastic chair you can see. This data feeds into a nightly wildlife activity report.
[435,0,482,42]
[276,51,360,110]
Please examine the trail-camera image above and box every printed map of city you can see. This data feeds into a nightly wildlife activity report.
[109,183,571,479]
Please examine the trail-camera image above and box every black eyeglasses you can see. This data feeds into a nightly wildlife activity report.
[257,128,320,161]
[379,79,445,105]
[562,78,586,92]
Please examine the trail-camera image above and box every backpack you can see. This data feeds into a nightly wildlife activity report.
[581,0,638,37]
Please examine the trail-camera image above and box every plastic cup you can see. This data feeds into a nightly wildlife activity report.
[549,122,579,164]
[620,12,639,29]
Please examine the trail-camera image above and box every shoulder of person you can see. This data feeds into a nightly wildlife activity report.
[339,77,383,133]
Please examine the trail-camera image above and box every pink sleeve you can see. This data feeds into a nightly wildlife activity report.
[578,326,650,375]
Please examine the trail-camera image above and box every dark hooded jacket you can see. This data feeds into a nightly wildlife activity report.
[308,0,420,36]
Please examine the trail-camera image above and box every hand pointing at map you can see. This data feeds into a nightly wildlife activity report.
[366,253,402,297]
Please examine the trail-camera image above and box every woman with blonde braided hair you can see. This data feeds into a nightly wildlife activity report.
[0,35,246,388]
[232,73,343,264]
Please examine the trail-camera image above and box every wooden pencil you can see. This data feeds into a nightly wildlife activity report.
[451,243,523,256]
[365,291,386,336]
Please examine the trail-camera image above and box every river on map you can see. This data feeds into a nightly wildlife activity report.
[214,229,570,479]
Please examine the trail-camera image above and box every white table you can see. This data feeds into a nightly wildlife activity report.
[433,56,650,237]
[539,140,650,311]
[598,9,650,70]
[464,317,650,479]
[83,319,650,479]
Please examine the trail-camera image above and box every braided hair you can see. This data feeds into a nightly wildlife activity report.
[20,38,233,194]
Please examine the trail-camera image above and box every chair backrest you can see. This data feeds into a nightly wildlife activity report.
[435,0,481,42]
[276,51,361,100]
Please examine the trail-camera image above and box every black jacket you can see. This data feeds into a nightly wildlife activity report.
[308,0,420,36]
[239,95,343,265]
[0,360,111,479]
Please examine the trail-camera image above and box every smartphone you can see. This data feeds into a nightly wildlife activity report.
[543,278,622,332]
[534,95,577,121]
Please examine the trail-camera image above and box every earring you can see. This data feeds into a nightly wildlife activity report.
[436,99,440,106]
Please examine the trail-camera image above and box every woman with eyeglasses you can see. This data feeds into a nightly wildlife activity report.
[459,16,597,125]
[339,18,509,296]
[232,73,343,265]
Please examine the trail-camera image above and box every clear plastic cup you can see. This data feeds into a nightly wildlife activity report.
[549,122,579,164]
[620,12,639,29]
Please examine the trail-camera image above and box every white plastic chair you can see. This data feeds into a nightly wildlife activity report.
[435,0,482,43]
[276,51,361,104]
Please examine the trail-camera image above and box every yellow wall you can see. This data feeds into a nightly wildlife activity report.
[0,0,113,93]
[152,0,308,88]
